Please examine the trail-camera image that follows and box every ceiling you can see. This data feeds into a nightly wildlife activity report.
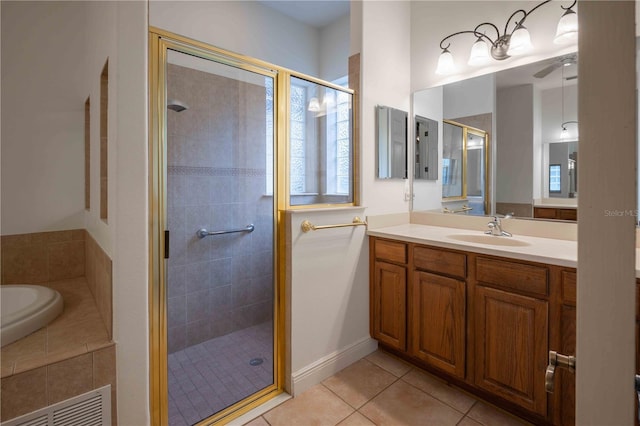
[260,0,349,29]
[496,55,578,91]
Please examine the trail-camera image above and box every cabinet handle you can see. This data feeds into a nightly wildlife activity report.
[545,350,576,393]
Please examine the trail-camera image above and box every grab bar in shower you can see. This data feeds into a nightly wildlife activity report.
[196,224,255,238]
[301,217,367,233]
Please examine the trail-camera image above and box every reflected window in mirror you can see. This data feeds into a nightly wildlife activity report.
[549,164,561,193]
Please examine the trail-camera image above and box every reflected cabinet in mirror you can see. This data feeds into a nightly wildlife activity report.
[413,53,578,220]
[376,105,407,179]
[415,116,438,180]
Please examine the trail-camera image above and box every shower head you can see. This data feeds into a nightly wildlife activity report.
[167,99,188,112]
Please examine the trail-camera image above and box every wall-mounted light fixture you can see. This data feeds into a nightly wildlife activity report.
[436,0,577,75]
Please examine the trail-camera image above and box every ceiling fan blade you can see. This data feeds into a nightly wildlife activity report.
[533,62,562,79]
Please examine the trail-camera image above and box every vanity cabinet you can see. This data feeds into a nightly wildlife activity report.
[411,245,467,378]
[534,207,577,221]
[553,273,640,426]
[473,256,549,416]
[474,281,549,416]
[369,236,557,424]
[370,238,407,351]
[408,245,467,378]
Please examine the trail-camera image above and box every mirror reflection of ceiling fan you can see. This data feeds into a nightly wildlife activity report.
[533,54,578,79]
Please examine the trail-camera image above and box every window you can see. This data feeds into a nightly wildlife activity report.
[549,164,561,193]
[265,77,274,195]
[289,82,307,194]
[288,75,354,207]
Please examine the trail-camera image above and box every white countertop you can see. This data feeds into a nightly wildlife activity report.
[369,224,640,278]
[368,223,579,268]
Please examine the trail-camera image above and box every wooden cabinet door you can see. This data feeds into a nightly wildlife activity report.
[372,261,407,351]
[411,271,466,378]
[475,286,548,416]
[558,305,576,425]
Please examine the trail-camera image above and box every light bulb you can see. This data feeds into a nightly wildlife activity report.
[554,9,578,44]
[308,97,320,112]
[507,24,533,56]
[435,48,456,75]
[468,38,491,66]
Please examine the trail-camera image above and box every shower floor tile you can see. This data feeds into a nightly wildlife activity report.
[168,322,273,425]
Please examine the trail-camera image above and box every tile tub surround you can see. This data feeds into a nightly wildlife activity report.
[1,229,113,340]
[166,63,273,353]
[1,229,85,284]
[0,277,116,423]
[85,231,113,338]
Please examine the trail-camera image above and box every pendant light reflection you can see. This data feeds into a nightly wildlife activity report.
[308,97,320,112]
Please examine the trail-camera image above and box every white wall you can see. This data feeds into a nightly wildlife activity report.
[319,14,350,81]
[411,1,579,92]
[360,0,412,215]
[112,1,149,425]
[496,85,534,204]
[2,2,149,424]
[149,1,320,77]
[1,1,88,235]
[443,74,494,119]
[540,84,578,144]
[288,208,376,395]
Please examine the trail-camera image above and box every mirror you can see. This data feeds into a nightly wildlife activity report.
[376,105,408,179]
[412,53,578,219]
[415,115,438,180]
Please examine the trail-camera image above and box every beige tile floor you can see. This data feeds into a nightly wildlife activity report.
[244,350,532,426]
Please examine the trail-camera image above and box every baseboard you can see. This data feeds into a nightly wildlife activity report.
[291,336,378,396]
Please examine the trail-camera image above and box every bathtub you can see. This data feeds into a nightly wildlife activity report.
[1,285,64,347]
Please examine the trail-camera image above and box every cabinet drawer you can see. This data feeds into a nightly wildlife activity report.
[562,270,577,305]
[374,239,407,264]
[476,257,548,297]
[413,245,466,279]
[558,208,577,221]
[534,207,557,219]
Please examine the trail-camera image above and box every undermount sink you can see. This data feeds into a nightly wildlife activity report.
[447,234,531,247]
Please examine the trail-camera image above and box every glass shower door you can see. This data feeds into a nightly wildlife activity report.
[164,48,276,425]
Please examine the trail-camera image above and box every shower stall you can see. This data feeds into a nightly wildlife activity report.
[149,28,355,425]
[149,30,281,426]
[164,50,275,426]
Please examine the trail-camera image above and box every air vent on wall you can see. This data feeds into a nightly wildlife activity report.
[2,385,111,426]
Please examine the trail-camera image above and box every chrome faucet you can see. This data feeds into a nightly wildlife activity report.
[485,214,513,237]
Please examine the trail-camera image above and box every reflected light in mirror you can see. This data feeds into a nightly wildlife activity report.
[308,97,320,112]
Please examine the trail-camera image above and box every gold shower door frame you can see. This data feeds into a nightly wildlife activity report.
[442,119,491,215]
[148,28,287,425]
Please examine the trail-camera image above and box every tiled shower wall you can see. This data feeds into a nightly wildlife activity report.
[166,63,273,354]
